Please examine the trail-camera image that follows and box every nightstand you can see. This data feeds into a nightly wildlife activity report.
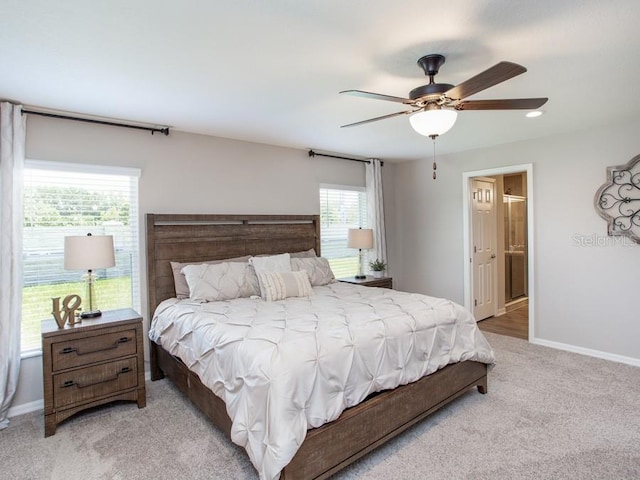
[339,275,393,289]
[41,308,146,437]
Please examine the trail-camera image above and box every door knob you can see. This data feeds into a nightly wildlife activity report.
[491,254,496,259]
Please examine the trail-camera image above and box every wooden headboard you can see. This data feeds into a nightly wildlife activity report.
[145,213,320,316]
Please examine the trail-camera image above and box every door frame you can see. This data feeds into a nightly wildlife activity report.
[462,163,535,341]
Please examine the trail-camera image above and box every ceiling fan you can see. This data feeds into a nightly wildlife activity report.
[340,54,548,137]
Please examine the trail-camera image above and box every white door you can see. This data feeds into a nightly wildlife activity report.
[471,178,496,321]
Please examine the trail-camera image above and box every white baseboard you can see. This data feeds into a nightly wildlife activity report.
[8,369,153,419]
[495,307,507,316]
[8,399,43,418]
[531,337,640,367]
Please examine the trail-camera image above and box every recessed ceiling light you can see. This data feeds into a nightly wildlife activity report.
[526,111,543,118]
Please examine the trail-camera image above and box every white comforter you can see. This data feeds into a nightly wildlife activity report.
[149,282,495,480]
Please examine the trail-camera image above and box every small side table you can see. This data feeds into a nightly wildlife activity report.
[338,275,393,289]
[41,308,146,437]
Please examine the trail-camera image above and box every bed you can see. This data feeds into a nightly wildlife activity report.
[146,213,494,480]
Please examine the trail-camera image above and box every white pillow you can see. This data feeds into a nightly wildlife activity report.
[257,271,314,302]
[249,253,292,274]
[170,255,251,299]
[249,253,291,297]
[289,248,317,258]
[291,257,335,286]
[181,262,256,302]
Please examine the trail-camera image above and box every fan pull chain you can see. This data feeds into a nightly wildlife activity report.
[432,139,437,179]
[430,134,437,179]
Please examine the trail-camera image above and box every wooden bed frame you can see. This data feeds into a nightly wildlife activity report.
[146,213,488,479]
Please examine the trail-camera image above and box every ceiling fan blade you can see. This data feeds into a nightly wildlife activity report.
[340,89,412,104]
[340,109,417,128]
[446,62,527,101]
[456,98,548,110]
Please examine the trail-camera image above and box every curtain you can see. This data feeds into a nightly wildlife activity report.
[0,102,25,429]
[365,158,387,270]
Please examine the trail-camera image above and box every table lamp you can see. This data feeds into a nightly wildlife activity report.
[347,228,373,279]
[64,233,115,318]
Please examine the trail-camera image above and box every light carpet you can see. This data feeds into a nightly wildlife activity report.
[2,332,639,479]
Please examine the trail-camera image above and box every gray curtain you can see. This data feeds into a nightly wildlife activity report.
[0,102,25,429]
[365,158,387,270]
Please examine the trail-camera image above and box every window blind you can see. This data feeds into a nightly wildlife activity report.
[21,161,141,353]
[319,185,368,279]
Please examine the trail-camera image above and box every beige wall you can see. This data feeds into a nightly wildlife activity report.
[13,115,396,413]
[15,111,639,416]
[391,118,640,362]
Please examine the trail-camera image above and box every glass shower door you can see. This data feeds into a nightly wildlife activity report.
[504,195,527,302]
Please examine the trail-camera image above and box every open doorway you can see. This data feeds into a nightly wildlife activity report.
[462,164,534,341]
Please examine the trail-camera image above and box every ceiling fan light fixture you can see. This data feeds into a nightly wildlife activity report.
[526,110,544,118]
[409,108,458,137]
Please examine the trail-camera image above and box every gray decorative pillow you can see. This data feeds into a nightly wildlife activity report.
[170,255,251,299]
[257,271,314,301]
[291,257,335,286]
[181,262,257,302]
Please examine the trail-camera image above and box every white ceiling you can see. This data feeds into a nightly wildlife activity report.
[2,0,640,161]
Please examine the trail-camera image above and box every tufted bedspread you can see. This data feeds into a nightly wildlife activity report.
[149,282,495,480]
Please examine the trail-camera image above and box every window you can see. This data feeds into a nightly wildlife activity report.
[22,161,141,353]
[319,185,368,278]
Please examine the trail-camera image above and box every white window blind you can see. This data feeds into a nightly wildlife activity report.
[319,185,368,279]
[22,161,141,353]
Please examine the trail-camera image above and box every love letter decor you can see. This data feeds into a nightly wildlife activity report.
[52,294,82,328]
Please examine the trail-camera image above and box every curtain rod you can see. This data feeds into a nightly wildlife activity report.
[21,108,170,136]
[308,150,383,167]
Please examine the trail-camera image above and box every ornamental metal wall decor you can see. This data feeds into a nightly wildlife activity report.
[594,154,640,244]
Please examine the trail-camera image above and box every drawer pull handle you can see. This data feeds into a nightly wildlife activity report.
[59,337,131,356]
[60,367,133,389]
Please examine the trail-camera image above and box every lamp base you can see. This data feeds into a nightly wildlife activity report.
[354,274,366,279]
[81,310,102,319]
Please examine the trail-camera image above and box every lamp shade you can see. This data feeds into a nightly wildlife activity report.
[64,234,115,270]
[409,108,458,137]
[347,228,373,249]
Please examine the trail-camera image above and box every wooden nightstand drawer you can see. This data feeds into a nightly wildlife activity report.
[51,329,137,372]
[53,357,138,409]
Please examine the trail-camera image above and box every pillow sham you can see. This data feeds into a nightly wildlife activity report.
[250,253,292,297]
[170,255,251,299]
[181,262,256,302]
[291,257,335,286]
[289,248,317,258]
[257,270,314,302]
[249,253,292,274]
